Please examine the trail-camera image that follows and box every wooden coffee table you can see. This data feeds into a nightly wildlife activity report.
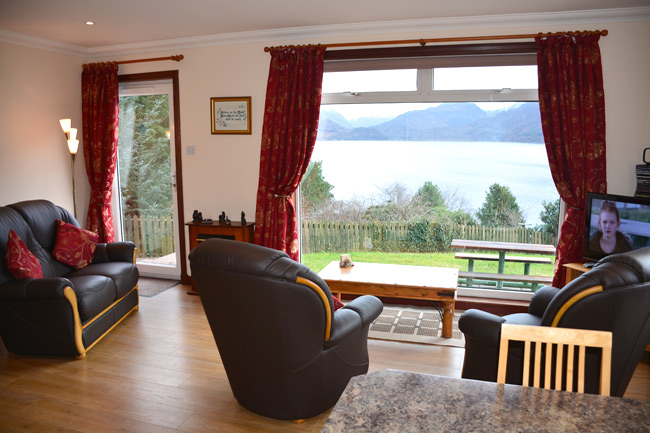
[318,262,459,338]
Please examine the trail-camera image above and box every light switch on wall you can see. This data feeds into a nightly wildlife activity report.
[186,145,196,155]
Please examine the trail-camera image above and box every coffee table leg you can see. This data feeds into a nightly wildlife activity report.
[441,301,455,338]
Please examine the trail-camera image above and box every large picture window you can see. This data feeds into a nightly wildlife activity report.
[301,43,559,300]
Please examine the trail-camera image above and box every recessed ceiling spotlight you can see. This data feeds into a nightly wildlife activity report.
[85,21,95,26]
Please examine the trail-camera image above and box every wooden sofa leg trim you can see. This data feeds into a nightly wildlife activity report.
[81,286,139,330]
[63,286,86,358]
[82,304,139,355]
[65,285,140,359]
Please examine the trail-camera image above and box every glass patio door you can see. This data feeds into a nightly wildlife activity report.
[114,80,180,279]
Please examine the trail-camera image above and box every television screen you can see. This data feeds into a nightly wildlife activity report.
[583,192,650,261]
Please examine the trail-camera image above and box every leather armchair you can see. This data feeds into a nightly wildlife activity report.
[459,247,650,397]
[189,238,383,420]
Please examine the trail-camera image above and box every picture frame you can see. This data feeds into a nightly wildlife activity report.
[210,96,252,134]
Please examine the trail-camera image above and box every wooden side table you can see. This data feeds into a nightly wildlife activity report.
[563,262,589,285]
[186,221,255,293]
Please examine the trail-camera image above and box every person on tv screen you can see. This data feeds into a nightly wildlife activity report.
[589,200,633,254]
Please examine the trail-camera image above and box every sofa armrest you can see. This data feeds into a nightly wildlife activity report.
[325,295,383,348]
[93,241,136,264]
[326,308,363,348]
[528,285,560,317]
[458,309,506,346]
[340,295,383,327]
[0,277,72,301]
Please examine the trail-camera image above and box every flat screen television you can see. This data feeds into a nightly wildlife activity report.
[583,192,650,261]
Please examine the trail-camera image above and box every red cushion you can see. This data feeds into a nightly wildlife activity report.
[5,229,43,279]
[332,295,344,311]
[53,220,99,269]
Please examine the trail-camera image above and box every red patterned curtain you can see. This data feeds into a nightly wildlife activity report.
[81,62,120,243]
[254,46,326,260]
[536,34,606,286]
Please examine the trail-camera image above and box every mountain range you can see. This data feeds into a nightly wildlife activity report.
[317,102,544,143]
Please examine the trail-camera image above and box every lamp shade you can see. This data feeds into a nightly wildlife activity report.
[69,128,77,141]
[67,139,79,155]
[59,118,71,132]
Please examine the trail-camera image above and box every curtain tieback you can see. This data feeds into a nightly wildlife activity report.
[273,193,290,199]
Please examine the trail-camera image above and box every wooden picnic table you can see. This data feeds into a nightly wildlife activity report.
[451,239,556,290]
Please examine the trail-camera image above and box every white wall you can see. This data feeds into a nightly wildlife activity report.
[1,16,649,253]
[599,20,650,192]
[0,43,85,220]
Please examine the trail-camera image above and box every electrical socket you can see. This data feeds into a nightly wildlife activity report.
[186,145,196,155]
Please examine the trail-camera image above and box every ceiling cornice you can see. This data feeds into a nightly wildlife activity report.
[0,29,87,57]
[1,7,649,59]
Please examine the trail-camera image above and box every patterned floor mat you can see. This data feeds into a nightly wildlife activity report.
[368,305,465,347]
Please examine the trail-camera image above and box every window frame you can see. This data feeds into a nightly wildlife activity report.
[322,42,539,104]
[306,42,552,301]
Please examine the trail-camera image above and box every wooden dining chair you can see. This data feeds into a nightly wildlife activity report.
[497,324,612,396]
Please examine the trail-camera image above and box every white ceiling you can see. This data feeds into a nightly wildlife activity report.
[1,0,649,51]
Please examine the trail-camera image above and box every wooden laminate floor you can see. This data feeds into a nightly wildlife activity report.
[0,284,648,432]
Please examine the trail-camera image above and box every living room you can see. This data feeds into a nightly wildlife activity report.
[1,1,649,431]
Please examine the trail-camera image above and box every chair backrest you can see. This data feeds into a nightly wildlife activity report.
[497,324,612,396]
[188,238,337,379]
[188,238,368,420]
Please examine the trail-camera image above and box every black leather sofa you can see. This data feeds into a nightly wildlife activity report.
[0,200,139,358]
[459,247,650,397]
[189,238,383,420]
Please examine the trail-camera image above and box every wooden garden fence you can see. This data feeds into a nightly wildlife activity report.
[122,216,554,258]
[301,220,554,254]
[122,214,175,258]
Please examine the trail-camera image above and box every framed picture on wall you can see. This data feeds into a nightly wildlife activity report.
[210,96,252,134]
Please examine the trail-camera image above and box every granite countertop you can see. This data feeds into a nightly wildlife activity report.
[320,369,650,433]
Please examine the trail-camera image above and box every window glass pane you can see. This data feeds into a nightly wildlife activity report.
[323,70,417,93]
[118,94,176,266]
[302,62,558,301]
[308,101,556,229]
[433,66,538,90]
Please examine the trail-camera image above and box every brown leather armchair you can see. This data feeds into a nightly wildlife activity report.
[189,238,383,420]
[458,247,650,397]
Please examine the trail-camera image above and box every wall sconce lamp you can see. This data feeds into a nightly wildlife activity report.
[59,119,79,218]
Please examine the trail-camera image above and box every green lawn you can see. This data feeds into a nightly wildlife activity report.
[302,251,555,276]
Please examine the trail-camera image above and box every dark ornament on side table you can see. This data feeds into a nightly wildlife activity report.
[192,210,203,223]
[219,212,226,224]
[241,211,246,225]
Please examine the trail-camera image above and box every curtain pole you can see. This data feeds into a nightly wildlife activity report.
[263,30,608,52]
[83,55,184,68]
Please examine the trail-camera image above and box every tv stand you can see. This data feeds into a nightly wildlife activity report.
[563,262,590,285]
[186,221,255,294]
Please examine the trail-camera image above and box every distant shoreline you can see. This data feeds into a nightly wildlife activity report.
[310,140,557,227]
